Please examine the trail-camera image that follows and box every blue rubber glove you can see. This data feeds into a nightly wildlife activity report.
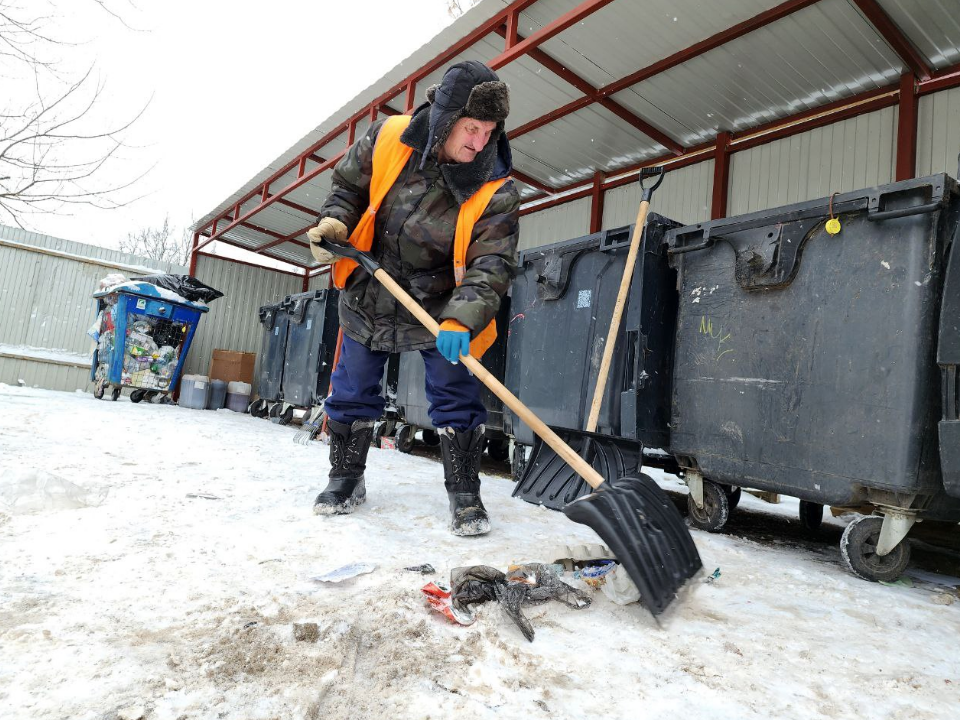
[436,320,471,364]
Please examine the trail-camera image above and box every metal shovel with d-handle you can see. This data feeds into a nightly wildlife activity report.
[316,237,701,617]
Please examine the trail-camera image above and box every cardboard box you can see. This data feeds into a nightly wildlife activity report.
[209,349,256,384]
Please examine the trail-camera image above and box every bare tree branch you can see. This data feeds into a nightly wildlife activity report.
[0,0,149,228]
[0,3,61,67]
[446,0,481,19]
[91,0,146,32]
[119,215,192,266]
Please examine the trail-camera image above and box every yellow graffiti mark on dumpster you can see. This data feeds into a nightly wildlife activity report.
[700,315,735,362]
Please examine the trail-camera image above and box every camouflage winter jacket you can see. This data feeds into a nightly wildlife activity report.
[317,103,520,353]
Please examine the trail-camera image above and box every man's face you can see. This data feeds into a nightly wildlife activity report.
[440,117,497,164]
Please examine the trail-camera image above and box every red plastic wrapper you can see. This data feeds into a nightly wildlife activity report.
[421,582,476,626]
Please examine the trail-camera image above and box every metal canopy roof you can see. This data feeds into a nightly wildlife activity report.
[191,0,960,274]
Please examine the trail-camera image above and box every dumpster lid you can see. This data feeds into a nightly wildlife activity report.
[519,216,674,301]
[666,175,958,248]
[283,290,328,324]
[283,294,311,324]
[258,303,281,329]
[93,281,209,312]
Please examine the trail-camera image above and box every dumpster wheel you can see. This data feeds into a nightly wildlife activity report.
[395,424,415,453]
[94,380,106,400]
[130,389,146,404]
[799,500,824,531]
[111,387,121,401]
[373,421,394,448]
[724,485,742,511]
[840,516,910,582]
[421,429,440,447]
[511,444,529,483]
[486,438,510,463]
[687,480,729,532]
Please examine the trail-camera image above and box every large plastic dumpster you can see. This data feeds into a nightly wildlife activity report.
[271,289,340,425]
[90,281,208,403]
[506,217,681,501]
[390,300,512,458]
[664,173,960,581]
[249,302,288,418]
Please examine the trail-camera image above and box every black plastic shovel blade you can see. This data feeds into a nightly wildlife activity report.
[562,473,702,616]
[513,431,642,510]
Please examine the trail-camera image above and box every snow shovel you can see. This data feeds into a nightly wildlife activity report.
[514,167,664,510]
[316,238,701,616]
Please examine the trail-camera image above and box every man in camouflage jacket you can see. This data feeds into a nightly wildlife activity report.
[307,61,520,536]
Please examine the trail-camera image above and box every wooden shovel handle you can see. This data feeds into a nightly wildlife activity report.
[372,268,606,490]
[585,198,652,433]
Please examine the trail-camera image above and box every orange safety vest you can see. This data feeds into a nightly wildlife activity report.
[331,115,507,358]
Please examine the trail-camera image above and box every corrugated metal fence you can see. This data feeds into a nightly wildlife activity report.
[0,226,183,392]
[603,160,714,229]
[182,254,305,385]
[728,107,898,216]
[0,226,313,396]
[917,85,960,177]
[517,86,960,246]
[518,197,591,252]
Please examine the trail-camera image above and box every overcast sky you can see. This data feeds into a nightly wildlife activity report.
[17,0,460,255]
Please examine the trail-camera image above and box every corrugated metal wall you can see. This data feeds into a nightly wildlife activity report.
[0,355,92,392]
[602,160,714,228]
[518,196,591,252]
[183,254,304,391]
[308,273,331,292]
[0,225,313,396]
[518,93,957,239]
[0,225,184,273]
[518,162,712,250]
[727,106,898,216]
[0,226,182,392]
[917,86,960,177]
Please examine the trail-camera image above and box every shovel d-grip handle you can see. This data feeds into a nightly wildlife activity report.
[638,166,665,202]
[319,239,608,490]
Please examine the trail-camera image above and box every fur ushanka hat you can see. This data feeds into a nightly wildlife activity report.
[421,60,510,167]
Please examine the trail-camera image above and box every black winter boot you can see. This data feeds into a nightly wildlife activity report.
[313,419,374,515]
[439,425,490,536]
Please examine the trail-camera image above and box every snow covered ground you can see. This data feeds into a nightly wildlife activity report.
[1,384,959,720]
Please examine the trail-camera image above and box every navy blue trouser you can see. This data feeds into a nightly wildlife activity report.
[324,335,487,432]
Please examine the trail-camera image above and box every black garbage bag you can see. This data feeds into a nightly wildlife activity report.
[131,274,224,303]
[451,564,591,642]
[452,566,504,607]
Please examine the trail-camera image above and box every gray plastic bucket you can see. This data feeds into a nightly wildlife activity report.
[180,375,211,410]
[207,379,228,410]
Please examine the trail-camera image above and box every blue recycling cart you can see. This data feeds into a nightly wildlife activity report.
[90,282,208,403]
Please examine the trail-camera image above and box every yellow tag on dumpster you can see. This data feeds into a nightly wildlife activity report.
[825,217,842,235]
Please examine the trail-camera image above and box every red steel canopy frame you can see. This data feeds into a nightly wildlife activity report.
[190,0,960,275]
